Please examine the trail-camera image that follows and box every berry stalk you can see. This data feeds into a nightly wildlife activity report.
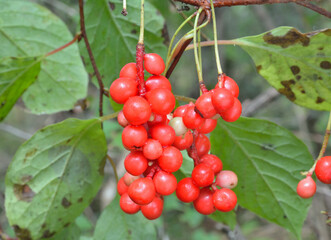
[210,0,223,75]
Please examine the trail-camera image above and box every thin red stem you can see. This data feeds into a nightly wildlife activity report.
[187,130,200,166]
[136,43,146,96]
[79,0,104,120]
[45,33,82,57]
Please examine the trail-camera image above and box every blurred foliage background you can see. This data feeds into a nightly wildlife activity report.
[0,0,330,239]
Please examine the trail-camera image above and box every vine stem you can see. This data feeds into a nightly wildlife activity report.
[122,0,127,16]
[302,110,331,176]
[107,154,119,183]
[138,0,144,44]
[45,33,82,57]
[99,112,119,122]
[79,0,104,121]
[193,9,203,86]
[210,0,223,75]
[186,39,241,50]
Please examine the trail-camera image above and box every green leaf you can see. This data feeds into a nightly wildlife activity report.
[93,195,157,240]
[0,0,88,114]
[5,118,107,240]
[236,27,331,111]
[210,117,313,239]
[81,0,167,88]
[47,222,81,240]
[0,56,41,121]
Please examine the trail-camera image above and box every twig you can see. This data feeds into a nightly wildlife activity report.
[45,33,82,57]
[107,154,119,183]
[78,0,104,121]
[0,124,33,140]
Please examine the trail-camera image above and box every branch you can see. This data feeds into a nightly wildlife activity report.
[175,0,331,18]
[79,0,104,120]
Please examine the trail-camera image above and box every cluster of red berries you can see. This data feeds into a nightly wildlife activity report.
[109,52,240,220]
[297,156,331,199]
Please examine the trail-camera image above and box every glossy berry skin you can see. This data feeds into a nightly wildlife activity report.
[215,76,239,98]
[117,177,129,195]
[120,193,140,214]
[183,105,205,130]
[128,178,156,205]
[124,151,148,176]
[158,146,183,172]
[123,172,140,186]
[143,139,163,160]
[147,114,167,127]
[193,188,216,215]
[141,196,164,220]
[153,171,177,195]
[195,92,217,119]
[122,125,148,150]
[173,105,188,117]
[145,75,172,92]
[192,163,215,187]
[117,111,129,128]
[195,134,211,157]
[109,78,138,104]
[123,96,151,125]
[146,88,175,115]
[200,154,223,174]
[197,119,218,134]
[150,124,176,146]
[144,53,165,75]
[220,98,242,122]
[173,131,193,150]
[176,177,200,202]
[216,170,238,189]
[119,62,137,79]
[213,188,237,212]
[169,117,187,136]
[297,176,316,198]
[315,156,331,184]
[212,88,235,113]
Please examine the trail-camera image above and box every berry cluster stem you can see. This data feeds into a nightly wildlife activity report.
[136,43,146,96]
[210,0,223,75]
[303,110,331,175]
[138,0,145,44]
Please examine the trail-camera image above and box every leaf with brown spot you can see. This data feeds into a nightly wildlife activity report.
[236,27,331,111]
[5,118,107,239]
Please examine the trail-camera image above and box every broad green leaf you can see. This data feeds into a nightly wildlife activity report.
[0,56,41,121]
[236,27,331,111]
[5,118,107,240]
[93,195,157,240]
[82,0,167,88]
[210,117,313,239]
[0,0,88,114]
[47,222,81,240]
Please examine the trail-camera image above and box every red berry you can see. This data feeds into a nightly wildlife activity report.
[200,154,223,174]
[215,170,238,189]
[195,134,211,157]
[117,177,129,195]
[315,156,331,184]
[145,75,172,92]
[158,146,183,172]
[220,98,242,122]
[143,139,163,160]
[124,151,148,176]
[109,78,138,104]
[213,188,237,212]
[122,125,148,150]
[146,88,175,115]
[195,92,217,119]
[141,196,164,220]
[153,171,177,195]
[192,163,215,187]
[123,96,151,125]
[212,88,234,113]
[215,76,239,98]
[144,53,165,75]
[128,178,156,205]
[147,114,168,127]
[196,119,217,134]
[176,177,200,202]
[193,188,216,215]
[183,105,205,130]
[173,131,193,150]
[120,193,140,214]
[123,172,140,186]
[150,124,176,146]
[117,111,129,128]
[169,117,187,136]
[173,105,188,117]
[119,62,137,79]
[297,176,316,198]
